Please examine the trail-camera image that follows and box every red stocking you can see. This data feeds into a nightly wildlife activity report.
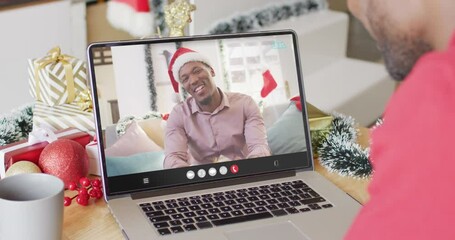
[261,69,277,98]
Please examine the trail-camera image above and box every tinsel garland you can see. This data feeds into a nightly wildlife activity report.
[151,0,167,35]
[208,0,327,34]
[218,40,231,91]
[0,103,34,146]
[318,114,373,178]
[145,44,158,111]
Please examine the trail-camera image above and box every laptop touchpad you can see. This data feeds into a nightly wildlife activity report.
[224,221,310,240]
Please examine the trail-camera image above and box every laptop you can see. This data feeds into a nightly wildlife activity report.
[87,30,361,240]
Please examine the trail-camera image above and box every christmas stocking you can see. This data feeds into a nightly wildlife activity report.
[260,69,277,98]
[107,0,154,37]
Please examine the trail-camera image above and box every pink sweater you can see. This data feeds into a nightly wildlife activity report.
[346,31,455,239]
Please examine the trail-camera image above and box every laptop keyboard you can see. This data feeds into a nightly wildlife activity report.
[139,180,333,236]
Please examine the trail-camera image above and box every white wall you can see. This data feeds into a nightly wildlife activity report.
[111,45,151,118]
[0,1,86,114]
[92,64,117,127]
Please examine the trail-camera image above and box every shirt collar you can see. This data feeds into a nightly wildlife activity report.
[190,88,230,114]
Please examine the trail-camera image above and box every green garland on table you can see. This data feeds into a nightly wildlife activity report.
[0,103,34,146]
[317,114,378,179]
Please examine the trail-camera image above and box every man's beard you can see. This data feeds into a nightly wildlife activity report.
[381,36,432,81]
[366,1,432,81]
[199,95,212,106]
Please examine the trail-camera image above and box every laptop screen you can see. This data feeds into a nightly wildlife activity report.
[88,31,313,196]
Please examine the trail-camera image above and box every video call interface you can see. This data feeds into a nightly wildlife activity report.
[91,34,308,178]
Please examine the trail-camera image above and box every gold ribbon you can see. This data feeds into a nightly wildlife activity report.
[307,102,333,131]
[76,89,93,112]
[33,46,76,104]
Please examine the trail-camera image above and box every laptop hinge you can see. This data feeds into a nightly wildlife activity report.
[130,170,296,200]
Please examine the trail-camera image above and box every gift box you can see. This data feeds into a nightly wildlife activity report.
[0,128,92,178]
[28,46,88,107]
[33,101,95,134]
[86,141,101,175]
[290,97,333,157]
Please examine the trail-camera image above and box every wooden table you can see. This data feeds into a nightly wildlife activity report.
[62,129,371,239]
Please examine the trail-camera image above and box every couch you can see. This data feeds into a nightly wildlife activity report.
[103,100,308,176]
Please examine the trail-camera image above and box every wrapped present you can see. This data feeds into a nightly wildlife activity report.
[28,46,88,107]
[86,138,101,175]
[290,97,333,157]
[307,102,333,157]
[33,101,95,134]
[0,128,92,179]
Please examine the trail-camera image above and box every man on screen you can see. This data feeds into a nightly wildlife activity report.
[163,47,271,169]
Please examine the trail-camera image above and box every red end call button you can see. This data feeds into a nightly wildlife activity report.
[230,164,239,174]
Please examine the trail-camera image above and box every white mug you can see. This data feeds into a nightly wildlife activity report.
[0,173,64,240]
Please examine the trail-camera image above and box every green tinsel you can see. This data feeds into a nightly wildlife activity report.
[145,44,158,111]
[318,114,372,178]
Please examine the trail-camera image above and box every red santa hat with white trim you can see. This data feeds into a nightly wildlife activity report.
[168,47,212,93]
[107,0,154,37]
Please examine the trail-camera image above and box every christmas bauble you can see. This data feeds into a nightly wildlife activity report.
[39,139,89,188]
[5,161,42,177]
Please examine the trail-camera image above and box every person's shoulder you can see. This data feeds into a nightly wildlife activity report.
[413,48,455,77]
[383,48,455,120]
[170,98,194,115]
[226,91,254,101]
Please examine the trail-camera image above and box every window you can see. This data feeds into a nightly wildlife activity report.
[223,39,287,105]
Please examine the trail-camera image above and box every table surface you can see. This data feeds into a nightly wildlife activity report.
[62,129,371,240]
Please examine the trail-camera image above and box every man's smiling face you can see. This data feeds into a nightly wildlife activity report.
[179,61,217,106]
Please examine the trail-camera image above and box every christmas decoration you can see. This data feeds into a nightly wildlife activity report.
[208,0,327,34]
[107,0,154,37]
[167,47,212,93]
[318,114,373,178]
[64,177,103,207]
[33,100,95,134]
[218,40,231,91]
[0,103,33,146]
[144,44,158,111]
[75,89,93,112]
[5,161,42,177]
[39,139,89,188]
[261,69,278,98]
[164,0,196,37]
[0,128,91,179]
[28,46,88,107]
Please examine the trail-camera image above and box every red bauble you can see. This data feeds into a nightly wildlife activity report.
[39,139,89,188]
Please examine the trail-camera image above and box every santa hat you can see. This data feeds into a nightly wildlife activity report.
[107,0,154,38]
[168,47,212,93]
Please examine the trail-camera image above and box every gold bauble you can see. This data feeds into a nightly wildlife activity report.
[5,161,42,177]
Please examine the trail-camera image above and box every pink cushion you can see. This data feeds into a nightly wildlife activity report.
[105,121,162,157]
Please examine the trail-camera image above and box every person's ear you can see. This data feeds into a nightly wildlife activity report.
[210,68,215,77]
